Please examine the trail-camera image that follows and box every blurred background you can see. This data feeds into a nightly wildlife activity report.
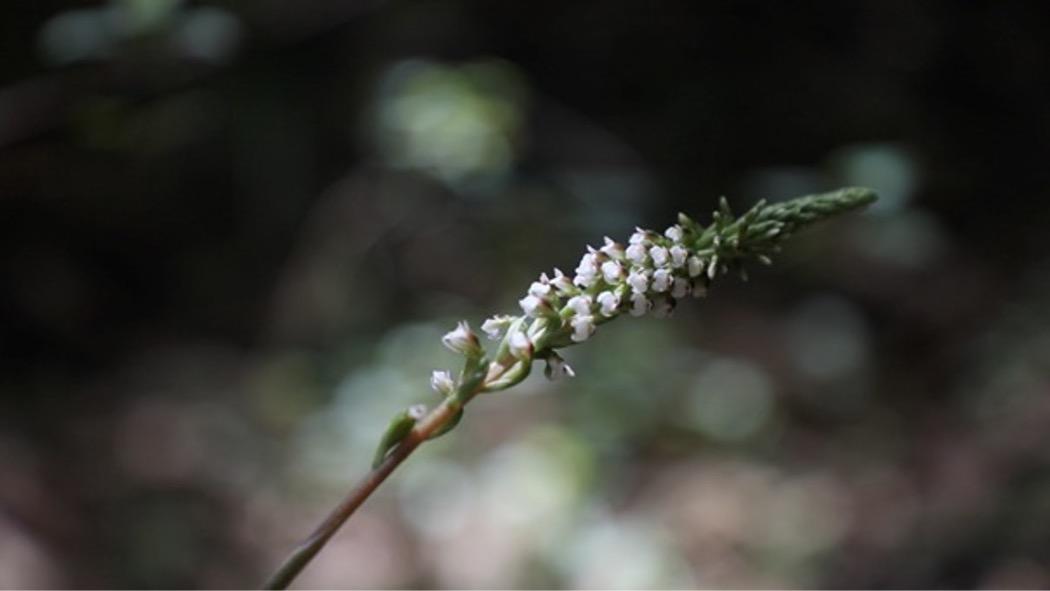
[3,0,1050,588]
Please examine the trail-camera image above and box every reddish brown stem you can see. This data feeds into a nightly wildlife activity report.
[261,398,461,589]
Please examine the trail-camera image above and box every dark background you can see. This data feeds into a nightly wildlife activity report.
[3,1,1050,588]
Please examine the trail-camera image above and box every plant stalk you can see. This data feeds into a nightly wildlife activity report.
[261,398,462,589]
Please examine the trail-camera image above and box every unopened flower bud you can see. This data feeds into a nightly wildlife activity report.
[664,225,684,242]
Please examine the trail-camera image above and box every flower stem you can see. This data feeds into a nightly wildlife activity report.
[261,398,462,590]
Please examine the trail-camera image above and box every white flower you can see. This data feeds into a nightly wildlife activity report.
[570,314,596,342]
[567,294,593,315]
[627,268,649,294]
[652,296,675,318]
[600,260,624,283]
[576,252,599,276]
[651,268,672,292]
[430,370,455,396]
[630,293,650,316]
[596,291,621,317]
[574,253,600,288]
[508,331,533,360]
[670,245,688,268]
[628,227,651,245]
[671,276,690,298]
[550,268,574,294]
[528,280,552,298]
[519,295,551,318]
[665,225,683,242]
[481,315,513,340]
[442,321,481,357]
[649,245,670,267]
[625,243,648,265]
[600,237,624,259]
[687,255,704,277]
[544,354,576,380]
[573,273,597,288]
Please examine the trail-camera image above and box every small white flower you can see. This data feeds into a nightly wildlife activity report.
[544,354,576,380]
[529,280,552,298]
[567,294,593,315]
[570,314,596,342]
[519,295,551,318]
[599,237,624,259]
[707,255,720,280]
[665,225,684,242]
[600,260,624,283]
[670,245,688,268]
[651,268,672,292]
[442,321,481,357]
[687,255,704,278]
[649,245,670,267]
[430,370,455,396]
[573,272,598,288]
[628,227,651,245]
[630,293,650,316]
[508,331,533,360]
[625,243,648,265]
[481,315,513,340]
[576,252,599,276]
[627,268,649,294]
[550,268,574,294]
[574,253,600,288]
[652,296,675,318]
[596,290,621,317]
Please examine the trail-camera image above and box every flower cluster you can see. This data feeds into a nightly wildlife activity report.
[510,221,714,347]
[423,187,876,415]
